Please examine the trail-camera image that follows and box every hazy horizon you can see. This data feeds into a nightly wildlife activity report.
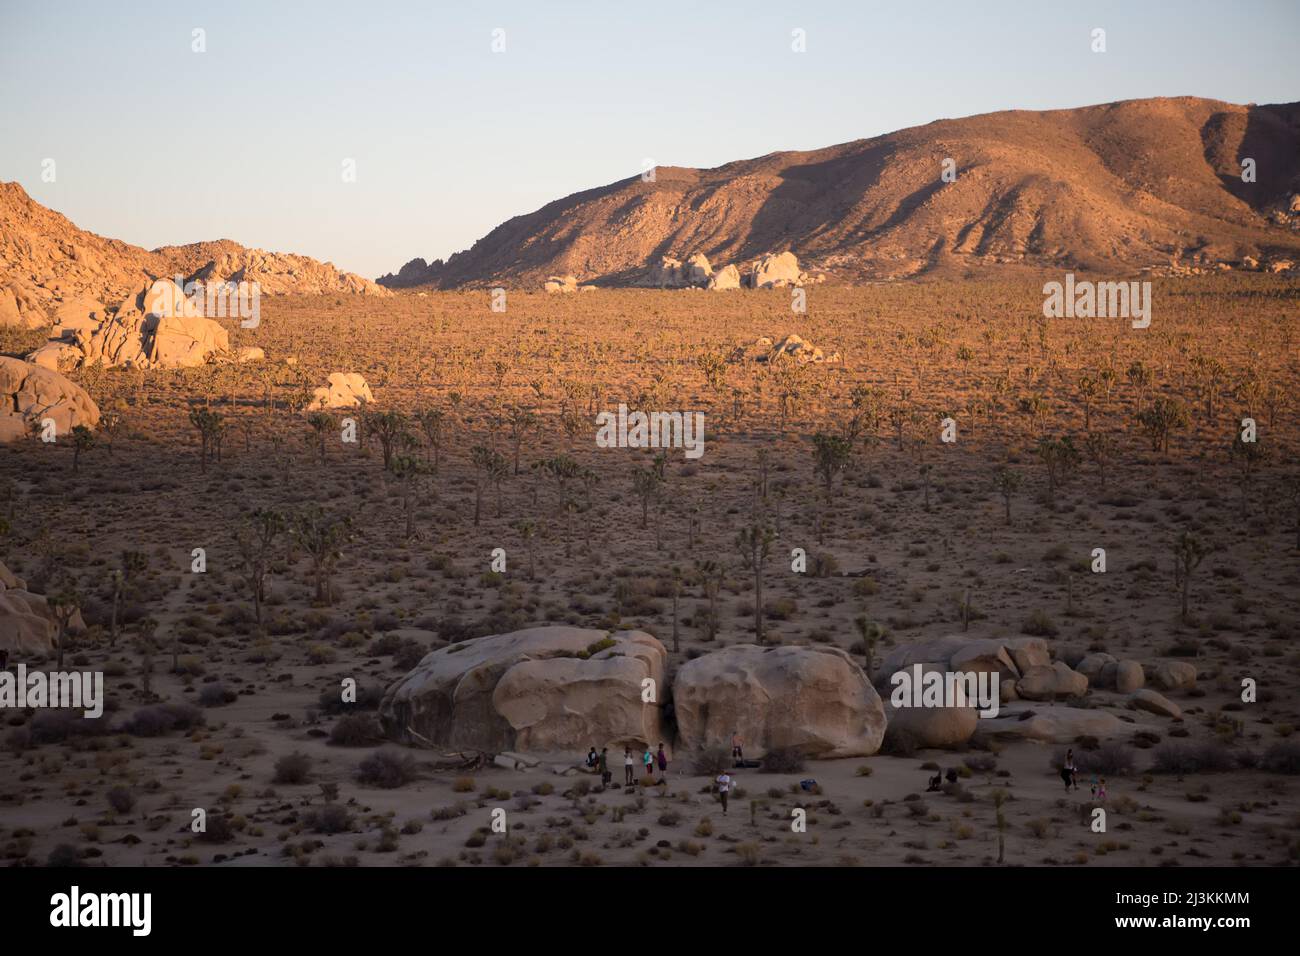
[2,0,1297,279]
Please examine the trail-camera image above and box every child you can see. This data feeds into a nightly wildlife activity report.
[1098,777,1107,802]
[1090,775,1098,799]
[643,747,654,781]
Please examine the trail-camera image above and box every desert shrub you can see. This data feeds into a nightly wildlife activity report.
[196,813,235,843]
[105,786,136,814]
[46,844,82,867]
[316,683,383,715]
[329,714,379,746]
[963,754,997,773]
[29,709,114,744]
[692,746,733,776]
[198,682,235,707]
[759,747,806,774]
[356,749,417,788]
[1261,741,1300,775]
[1054,743,1136,776]
[273,751,313,784]
[881,727,919,758]
[1021,609,1059,637]
[1150,741,1235,774]
[303,804,352,834]
[120,703,204,737]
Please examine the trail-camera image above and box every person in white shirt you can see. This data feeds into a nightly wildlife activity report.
[623,747,635,786]
[716,772,733,814]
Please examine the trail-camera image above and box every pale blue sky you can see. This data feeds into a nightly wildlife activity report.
[2,0,1296,279]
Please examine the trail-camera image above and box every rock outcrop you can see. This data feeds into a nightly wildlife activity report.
[0,560,88,657]
[379,626,666,753]
[307,373,375,411]
[673,644,885,758]
[0,357,100,443]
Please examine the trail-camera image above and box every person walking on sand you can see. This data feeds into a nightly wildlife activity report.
[657,742,668,778]
[624,747,635,786]
[643,747,654,781]
[731,731,743,766]
[716,770,733,814]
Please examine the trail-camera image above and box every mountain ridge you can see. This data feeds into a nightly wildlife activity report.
[380,95,1300,289]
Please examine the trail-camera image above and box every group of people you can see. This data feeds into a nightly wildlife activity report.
[1059,749,1106,801]
[586,743,669,786]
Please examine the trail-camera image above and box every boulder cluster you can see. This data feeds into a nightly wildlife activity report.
[0,356,100,443]
[0,560,87,657]
[23,279,261,372]
[730,333,841,365]
[643,251,824,290]
[380,627,885,759]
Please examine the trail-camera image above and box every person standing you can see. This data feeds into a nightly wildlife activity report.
[624,747,635,785]
[731,730,743,766]
[1065,748,1079,791]
[716,770,733,814]
[1098,777,1107,802]
[598,747,609,786]
[656,742,668,778]
[643,747,654,781]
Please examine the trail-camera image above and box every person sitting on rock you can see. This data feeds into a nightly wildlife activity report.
[586,747,598,769]
[944,767,959,784]
[926,770,942,792]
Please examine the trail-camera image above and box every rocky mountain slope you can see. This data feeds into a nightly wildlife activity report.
[381,96,1300,288]
[1,182,389,328]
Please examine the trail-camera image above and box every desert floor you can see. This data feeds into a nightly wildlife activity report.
[1,276,1298,867]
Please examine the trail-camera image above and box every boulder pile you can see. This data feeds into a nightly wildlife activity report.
[0,356,100,443]
[0,560,88,657]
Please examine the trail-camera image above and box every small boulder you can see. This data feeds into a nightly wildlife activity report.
[1129,689,1181,719]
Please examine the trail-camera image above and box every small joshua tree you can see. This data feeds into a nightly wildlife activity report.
[513,519,538,580]
[1036,435,1080,506]
[70,424,95,473]
[415,407,445,472]
[306,411,336,465]
[854,616,883,679]
[1082,431,1114,487]
[292,506,353,606]
[1136,397,1188,454]
[736,521,775,645]
[367,410,408,472]
[1172,530,1211,624]
[992,466,1022,524]
[235,508,285,626]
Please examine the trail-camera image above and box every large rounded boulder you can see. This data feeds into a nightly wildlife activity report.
[673,644,886,758]
[0,357,100,442]
[379,626,666,754]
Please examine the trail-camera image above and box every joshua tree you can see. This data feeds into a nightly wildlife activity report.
[415,408,445,471]
[669,565,683,653]
[99,407,126,457]
[470,445,508,525]
[109,550,148,646]
[1126,360,1152,412]
[992,466,1022,524]
[47,579,82,670]
[505,405,538,475]
[188,407,223,472]
[367,410,408,472]
[693,558,723,642]
[1082,432,1115,487]
[292,506,353,606]
[1229,431,1265,516]
[390,452,427,540]
[306,411,336,465]
[1036,435,1080,506]
[136,617,158,698]
[1076,374,1098,430]
[1286,473,1300,552]
[632,459,665,530]
[513,519,538,579]
[735,521,775,645]
[992,788,1008,864]
[1136,397,1188,454]
[70,424,95,473]
[1172,530,1211,624]
[854,615,883,679]
[235,508,285,626]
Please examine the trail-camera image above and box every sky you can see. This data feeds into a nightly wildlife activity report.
[1,0,1297,279]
